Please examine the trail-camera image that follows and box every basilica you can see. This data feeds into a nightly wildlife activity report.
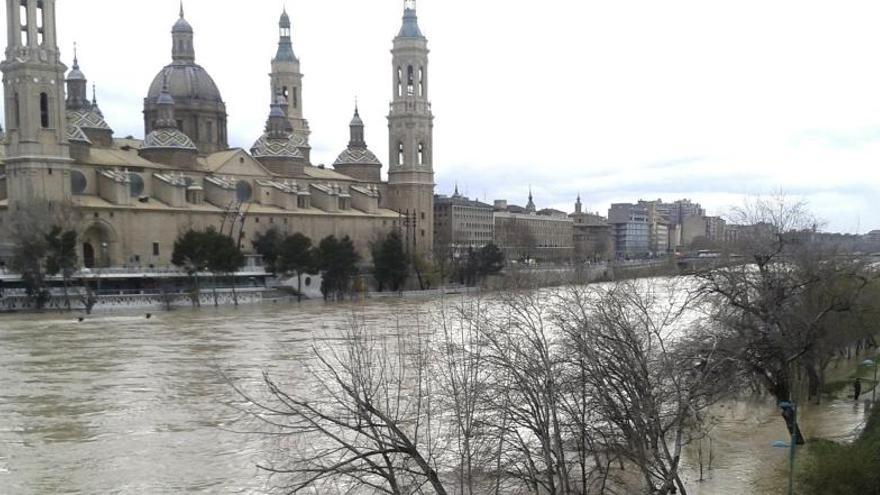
[0,1,435,270]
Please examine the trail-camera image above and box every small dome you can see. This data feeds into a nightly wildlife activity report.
[147,65,223,103]
[334,148,381,167]
[350,109,364,127]
[251,134,305,160]
[67,66,85,81]
[68,109,112,131]
[173,16,193,33]
[398,8,425,39]
[143,128,197,150]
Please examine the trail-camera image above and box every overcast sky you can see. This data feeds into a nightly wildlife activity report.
[6,0,880,232]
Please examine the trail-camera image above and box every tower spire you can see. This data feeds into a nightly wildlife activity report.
[73,42,79,69]
[179,0,184,18]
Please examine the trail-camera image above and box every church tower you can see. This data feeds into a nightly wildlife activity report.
[269,8,310,163]
[387,0,435,255]
[1,0,71,208]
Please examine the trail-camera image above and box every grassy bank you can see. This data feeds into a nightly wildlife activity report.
[798,404,880,494]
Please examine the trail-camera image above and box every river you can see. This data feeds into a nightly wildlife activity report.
[0,296,872,494]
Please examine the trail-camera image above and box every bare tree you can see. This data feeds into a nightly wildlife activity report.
[555,280,734,494]
[231,315,447,494]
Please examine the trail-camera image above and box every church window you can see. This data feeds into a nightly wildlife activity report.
[39,92,49,128]
[419,67,425,96]
[206,121,214,143]
[71,170,87,195]
[282,86,289,98]
[417,143,425,165]
[398,142,405,166]
[36,1,44,44]
[397,67,403,97]
[13,93,20,129]
[153,242,160,257]
[292,87,298,109]
[407,66,415,96]
[19,3,28,45]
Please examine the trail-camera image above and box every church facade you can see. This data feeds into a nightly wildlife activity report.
[0,1,435,270]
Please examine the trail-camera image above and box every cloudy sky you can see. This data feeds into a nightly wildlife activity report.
[7,0,880,232]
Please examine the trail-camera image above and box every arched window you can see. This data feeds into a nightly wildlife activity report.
[398,142,405,166]
[19,4,28,45]
[292,87,298,109]
[282,86,289,99]
[39,93,49,128]
[397,67,403,97]
[407,66,415,96]
[419,67,425,96]
[418,143,425,165]
[36,2,45,45]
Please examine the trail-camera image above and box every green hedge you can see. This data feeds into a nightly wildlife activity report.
[799,407,880,494]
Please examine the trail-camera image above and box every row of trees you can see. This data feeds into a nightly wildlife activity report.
[171,227,245,307]
[235,196,880,494]
[237,279,736,494]
[253,228,361,301]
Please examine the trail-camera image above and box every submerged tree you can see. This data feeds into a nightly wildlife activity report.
[696,195,877,442]
[372,231,409,292]
[171,229,211,307]
[277,233,315,302]
[253,227,284,275]
[45,226,79,310]
[316,235,360,301]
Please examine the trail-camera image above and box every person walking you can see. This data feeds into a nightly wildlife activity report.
[854,377,862,401]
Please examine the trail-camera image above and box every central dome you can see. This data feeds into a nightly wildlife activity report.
[147,64,222,103]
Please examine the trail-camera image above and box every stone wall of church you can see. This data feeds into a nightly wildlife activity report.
[75,207,397,269]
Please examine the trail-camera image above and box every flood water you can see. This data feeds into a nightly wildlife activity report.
[0,296,872,494]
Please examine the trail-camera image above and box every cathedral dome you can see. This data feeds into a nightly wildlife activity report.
[147,65,223,103]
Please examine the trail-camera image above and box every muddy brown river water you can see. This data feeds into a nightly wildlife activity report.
[0,296,872,494]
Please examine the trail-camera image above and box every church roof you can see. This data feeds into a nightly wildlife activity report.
[250,134,305,160]
[334,148,381,167]
[143,128,197,151]
[173,3,193,33]
[66,124,91,144]
[68,108,112,131]
[398,7,425,39]
[147,64,223,104]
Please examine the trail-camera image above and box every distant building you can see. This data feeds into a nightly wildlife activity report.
[569,196,612,261]
[865,230,880,244]
[493,191,573,262]
[433,187,494,258]
[608,202,670,258]
[682,216,727,247]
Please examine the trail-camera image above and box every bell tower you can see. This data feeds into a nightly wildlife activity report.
[1,0,71,208]
[387,0,435,255]
[269,7,310,160]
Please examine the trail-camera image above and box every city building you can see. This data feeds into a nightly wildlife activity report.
[0,1,436,271]
[608,202,670,258]
[433,187,494,258]
[569,196,612,261]
[493,192,573,262]
[681,215,727,247]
